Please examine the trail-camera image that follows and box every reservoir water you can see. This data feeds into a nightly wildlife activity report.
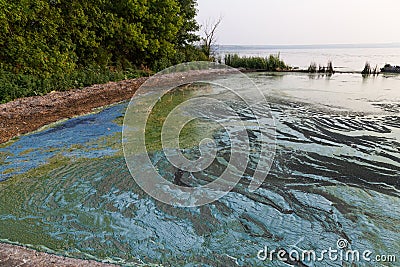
[219,44,400,72]
[0,54,399,266]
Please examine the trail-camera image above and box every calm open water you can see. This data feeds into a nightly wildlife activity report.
[218,45,400,72]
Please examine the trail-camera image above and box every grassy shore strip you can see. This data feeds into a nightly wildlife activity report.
[0,67,150,104]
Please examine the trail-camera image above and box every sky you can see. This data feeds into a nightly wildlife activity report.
[195,0,400,45]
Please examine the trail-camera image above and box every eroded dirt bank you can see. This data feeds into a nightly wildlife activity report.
[0,243,121,266]
[0,77,148,144]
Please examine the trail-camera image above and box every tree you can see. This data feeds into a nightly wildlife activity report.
[0,0,204,75]
[175,0,200,46]
[200,17,222,60]
[100,0,184,68]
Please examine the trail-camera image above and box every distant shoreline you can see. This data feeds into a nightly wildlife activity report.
[219,43,400,50]
[240,69,363,74]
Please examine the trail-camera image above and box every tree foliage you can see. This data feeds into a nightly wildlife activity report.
[0,0,204,76]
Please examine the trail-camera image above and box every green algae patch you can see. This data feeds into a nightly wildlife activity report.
[0,155,74,251]
[144,84,220,152]
[1,168,18,175]
[18,148,36,156]
[0,153,136,262]
[178,119,220,150]
[89,132,122,152]
[66,144,86,152]
[0,149,218,265]
[0,151,13,165]
[112,116,124,126]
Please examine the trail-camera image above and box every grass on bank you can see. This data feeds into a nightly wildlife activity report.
[224,53,289,71]
[0,67,151,104]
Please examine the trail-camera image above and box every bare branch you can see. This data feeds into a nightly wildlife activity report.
[201,16,222,59]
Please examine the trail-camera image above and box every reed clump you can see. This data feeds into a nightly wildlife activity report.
[224,53,289,71]
[362,62,378,75]
[308,61,335,74]
[308,62,317,73]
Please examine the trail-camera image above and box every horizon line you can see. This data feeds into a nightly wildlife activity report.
[218,42,400,48]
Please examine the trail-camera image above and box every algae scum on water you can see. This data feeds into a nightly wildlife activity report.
[0,75,399,266]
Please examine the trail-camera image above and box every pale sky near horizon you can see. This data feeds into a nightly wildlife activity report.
[195,0,400,45]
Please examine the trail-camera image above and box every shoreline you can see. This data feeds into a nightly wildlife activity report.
[0,242,120,267]
[0,68,391,145]
[0,67,238,145]
[0,77,148,145]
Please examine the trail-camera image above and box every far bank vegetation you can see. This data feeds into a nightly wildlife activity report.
[224,53,289,71]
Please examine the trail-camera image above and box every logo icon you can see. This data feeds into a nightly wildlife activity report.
[337,239,349,249]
